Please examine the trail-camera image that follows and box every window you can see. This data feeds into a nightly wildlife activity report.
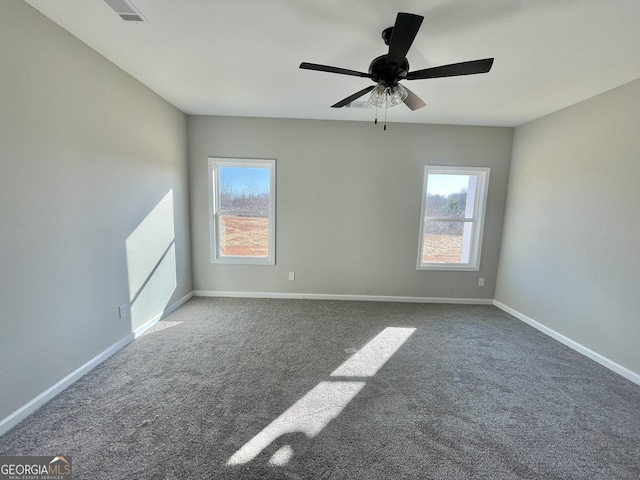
[417,166,490,271]
[209,158,275,265]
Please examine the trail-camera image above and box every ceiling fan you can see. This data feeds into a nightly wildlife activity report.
[300,12,494,112]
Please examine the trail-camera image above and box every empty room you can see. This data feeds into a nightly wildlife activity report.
[1,1,639,479]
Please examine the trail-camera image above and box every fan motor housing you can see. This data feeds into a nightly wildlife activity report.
[368,55,409,86]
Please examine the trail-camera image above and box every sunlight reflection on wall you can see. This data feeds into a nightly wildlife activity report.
[227,327,416,467]
[125,190,177,332]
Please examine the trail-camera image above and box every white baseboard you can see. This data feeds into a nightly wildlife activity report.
[0,291,196,437]
[493,300,640,386]
[133,291,194,338]
[0,333,134,437]
[193,290,493,305]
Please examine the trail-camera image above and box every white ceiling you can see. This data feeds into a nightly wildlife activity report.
[24,0,640,127]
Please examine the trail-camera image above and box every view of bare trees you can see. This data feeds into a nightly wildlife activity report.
[220,180,270,216]
[425,188,467,235]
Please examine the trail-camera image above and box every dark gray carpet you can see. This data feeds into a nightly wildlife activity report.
[1,298,639,479]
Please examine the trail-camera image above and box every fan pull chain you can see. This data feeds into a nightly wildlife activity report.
[374,104,378,125]
[384,102,388,131]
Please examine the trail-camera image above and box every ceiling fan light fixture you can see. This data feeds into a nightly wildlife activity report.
[368,84,387,107]
[388,84,408,107]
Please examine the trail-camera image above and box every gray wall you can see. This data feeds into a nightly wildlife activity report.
[189,116,513,299]
[0,1,192,420]
[495,78,640,375]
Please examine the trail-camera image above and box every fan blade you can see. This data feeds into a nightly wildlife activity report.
[331,85,376,108]
[402,86,426,111]
[387,13,424,67]
[406,58,494,80]
[300,62,372,78]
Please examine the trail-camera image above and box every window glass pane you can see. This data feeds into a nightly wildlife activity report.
[219,214,270,258]
[210,158,275,264]
[218,166,271,214]
[426,174,473,219]
[422,221,473,264]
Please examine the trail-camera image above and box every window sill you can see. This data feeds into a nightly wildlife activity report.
[212,257,275,266]
[417,264,479,271]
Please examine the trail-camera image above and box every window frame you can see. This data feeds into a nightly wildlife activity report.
[417,165,490,271]
[208,157,276,265]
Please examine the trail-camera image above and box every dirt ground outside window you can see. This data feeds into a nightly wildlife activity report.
[220,215,269,257]
[423,233,464,263]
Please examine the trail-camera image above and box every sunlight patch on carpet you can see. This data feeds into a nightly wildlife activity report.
[140,321,184,336]
[330,327,416,377]
[226,326,416,466]
[226,381,365,466]
[268,444,294,466]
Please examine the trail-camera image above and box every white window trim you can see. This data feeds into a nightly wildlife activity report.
[208,157,276,265]
[417,165,490,271]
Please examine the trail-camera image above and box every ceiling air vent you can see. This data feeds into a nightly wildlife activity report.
[104,0,146,22]
[346,101,372,109]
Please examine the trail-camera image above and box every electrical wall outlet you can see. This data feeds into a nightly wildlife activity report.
[118,304,128,319]
[288,272,295,281]
[478,278,485,287]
